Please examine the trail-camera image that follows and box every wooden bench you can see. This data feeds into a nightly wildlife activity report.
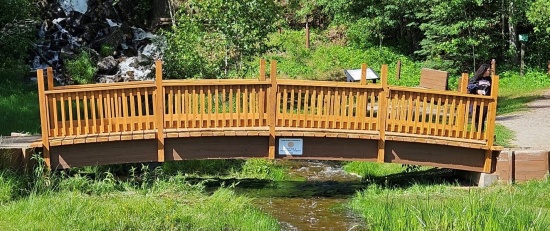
[419,68,449,90]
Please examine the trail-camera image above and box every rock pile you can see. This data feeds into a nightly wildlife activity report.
[33,0,165,84]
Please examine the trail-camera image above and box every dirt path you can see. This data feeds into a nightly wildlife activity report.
[496,89,550,149]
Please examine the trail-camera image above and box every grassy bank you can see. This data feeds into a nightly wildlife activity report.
[0,159,285,230]
[0,188,279,230]
[342,162,550,230]
[349,179,550,230]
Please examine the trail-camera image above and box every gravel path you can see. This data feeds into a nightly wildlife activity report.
[496,89,550,149]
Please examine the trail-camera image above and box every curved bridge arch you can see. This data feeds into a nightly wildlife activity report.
[36,60,502,172]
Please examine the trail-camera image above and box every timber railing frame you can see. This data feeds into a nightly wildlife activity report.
[36,60,500,172]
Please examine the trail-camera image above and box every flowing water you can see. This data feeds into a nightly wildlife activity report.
[234,161,368,231]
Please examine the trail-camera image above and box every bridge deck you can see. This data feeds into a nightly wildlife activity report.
[35,60,501,172]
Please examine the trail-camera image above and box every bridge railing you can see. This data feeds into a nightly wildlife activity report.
[36,60,499,168]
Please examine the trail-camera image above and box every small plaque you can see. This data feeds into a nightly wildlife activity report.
[519,34,528,42]
[278,138,303,155]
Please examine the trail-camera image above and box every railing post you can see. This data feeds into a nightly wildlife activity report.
[268,60,277,159]
[36,69,51,168]
[484,75,499,172]
[460,73,469,94]
[377,64,389,163]
[46,67,55,127]
[456,73,470,131]
[155,60,165,162]
[47,67,54,90]
[360,63,367,85]
[259,59,266,125]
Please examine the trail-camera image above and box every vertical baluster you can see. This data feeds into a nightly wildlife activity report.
[52,95,59,137]
[229,88,234,127]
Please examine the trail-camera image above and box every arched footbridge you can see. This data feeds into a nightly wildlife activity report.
[36,60,502,172]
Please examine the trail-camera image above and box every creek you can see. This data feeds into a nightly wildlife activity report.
[233,161,367,231]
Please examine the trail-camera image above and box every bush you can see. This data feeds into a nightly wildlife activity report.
[65,51,97,84]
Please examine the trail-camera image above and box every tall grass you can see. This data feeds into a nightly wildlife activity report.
[0,158,282,230]
[350,180,550,230]
[0,188,279,230]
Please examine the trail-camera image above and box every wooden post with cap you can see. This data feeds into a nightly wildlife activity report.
[155,60,165,163]
[268,60,277,159]
[37,69,51,168]
[377,64,389,163]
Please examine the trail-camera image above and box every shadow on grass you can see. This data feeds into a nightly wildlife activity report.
[497,95,542,115]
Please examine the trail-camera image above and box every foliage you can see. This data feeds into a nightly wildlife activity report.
[527,0,550,33]
[163,0,280,79]
[0,0,36,82]
[65,51,97,84]
[236,159,290,181]
[99,44,115,57]
[416,0,497,73]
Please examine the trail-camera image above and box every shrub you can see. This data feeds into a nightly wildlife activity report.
[65,51,97,84]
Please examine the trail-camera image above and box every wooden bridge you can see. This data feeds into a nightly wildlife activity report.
[35,60,501,172]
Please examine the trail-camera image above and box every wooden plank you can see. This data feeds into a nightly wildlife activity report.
[236,87,241,127]
[303,88,310,128]
[206,87,212,128]
[131,89,138,131]
[419,68,448,90]
[222,87,226,127]
[61,94,66,136]
[215,86,219,127]
[37,69,51,167]
[484,75,500,172]
[76,94,82,135]
[268,60,277,159]
[377,65,389,162]
[83,93,90,134]
[168,88,174,128]
[68,95,74,136]
[155,60,165,162]
[144,89,150,130]
[52,95,59,136]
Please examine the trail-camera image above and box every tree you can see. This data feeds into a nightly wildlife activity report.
[0,0,36,81]
[164,0,279,78]
[526,0,550,33]
[416,0,498,72]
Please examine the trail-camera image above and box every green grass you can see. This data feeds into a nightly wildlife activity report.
[349,179,550,231]
[343,162,414,178]
[0,81,40,136]
[497,70,550,115]
[494,124,514,147]
[0,188,279,230]
[0,160,282,230]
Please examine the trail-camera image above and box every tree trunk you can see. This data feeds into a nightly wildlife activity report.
[508,0,519,65]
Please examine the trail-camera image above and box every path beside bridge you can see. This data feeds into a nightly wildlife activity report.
[496,89,550,149]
